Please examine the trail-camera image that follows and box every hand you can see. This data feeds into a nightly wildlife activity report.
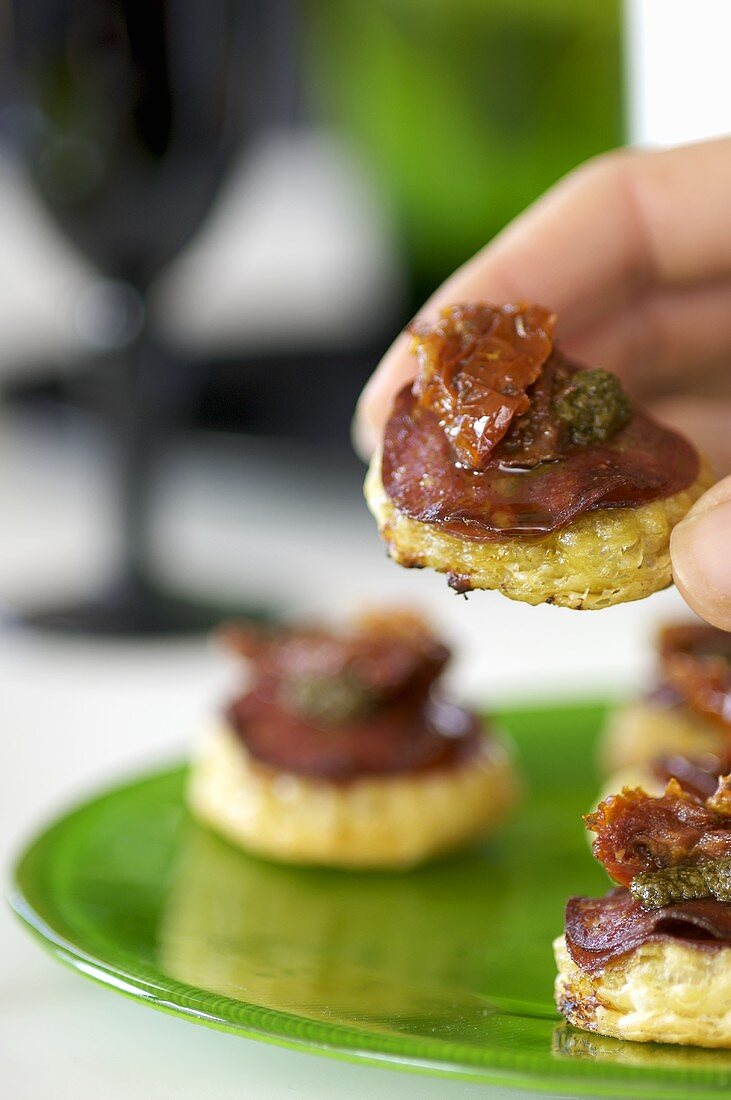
[354,137,731,629]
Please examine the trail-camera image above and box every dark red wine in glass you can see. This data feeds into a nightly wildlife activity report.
[9,0,270,633]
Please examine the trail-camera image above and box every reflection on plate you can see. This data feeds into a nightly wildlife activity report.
[553,1023,731,1074]
[10,701,731,1098]
[161,822,509,1023]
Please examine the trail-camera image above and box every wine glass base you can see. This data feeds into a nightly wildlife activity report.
[7,583,270,637]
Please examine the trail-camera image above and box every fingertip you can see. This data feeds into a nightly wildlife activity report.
[651,397,731,479]
[351,402,378,463]
[671,479,731,631]
[352,331,415,461]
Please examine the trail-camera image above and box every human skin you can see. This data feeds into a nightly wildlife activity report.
[354,137,731,629]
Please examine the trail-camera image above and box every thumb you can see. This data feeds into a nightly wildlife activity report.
[671,474,731,630]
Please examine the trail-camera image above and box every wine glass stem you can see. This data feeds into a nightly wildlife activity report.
[116,336,158,595]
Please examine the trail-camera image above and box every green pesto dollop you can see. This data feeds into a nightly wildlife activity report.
[554,368,632,447]
[630,857,731,910]
[279,674,375,726]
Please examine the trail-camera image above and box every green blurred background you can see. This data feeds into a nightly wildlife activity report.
[305,0,622,303]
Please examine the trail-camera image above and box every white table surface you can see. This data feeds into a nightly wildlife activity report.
[0,411,692,1098]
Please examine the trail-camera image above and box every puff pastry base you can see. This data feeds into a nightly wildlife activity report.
[365,453,713,611]
[554,934,731,1048]
[188,721,518,869]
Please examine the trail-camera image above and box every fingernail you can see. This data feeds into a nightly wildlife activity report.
[672,500,731,626]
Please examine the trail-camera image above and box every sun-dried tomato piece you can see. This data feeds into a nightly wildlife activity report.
[411,302,556,470]
[659,623,731,729]
[586,778,731,887]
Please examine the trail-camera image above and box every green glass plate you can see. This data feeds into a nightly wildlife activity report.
[9,702,731,1097]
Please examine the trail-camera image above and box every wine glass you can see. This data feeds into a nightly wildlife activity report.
[8,0,268,633]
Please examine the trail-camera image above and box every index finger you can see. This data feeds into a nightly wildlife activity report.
[354,136,731,458]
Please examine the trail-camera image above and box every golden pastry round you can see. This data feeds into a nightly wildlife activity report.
[188,720,518,869]
[554,933,731,1048]
[599,697,726,774]
[365,454,713,611]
